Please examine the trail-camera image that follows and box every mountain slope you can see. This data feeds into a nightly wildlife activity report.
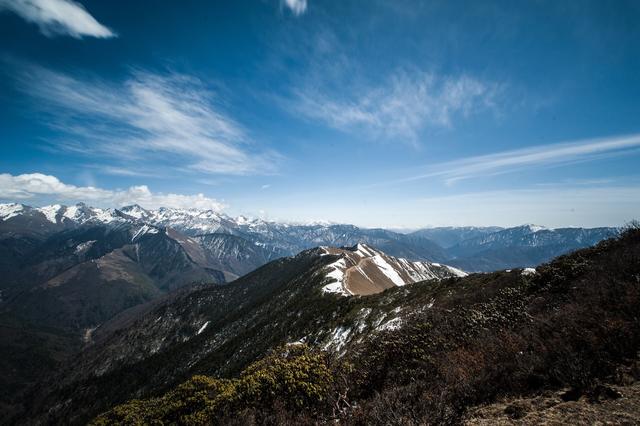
[194,233,287,278]
[0,222,228,415]
[26,244,464,424]
[92,228,640,425]
[6,223,225,330]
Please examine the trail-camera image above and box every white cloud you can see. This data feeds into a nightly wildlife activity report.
[16,65,280,176]
[293,69,498,142]
[0,173,226,211]
[283,0,307,16]
[393,133,640,185]
[0,0,115,38]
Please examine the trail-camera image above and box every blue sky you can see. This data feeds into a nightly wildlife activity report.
[1,0,639,227]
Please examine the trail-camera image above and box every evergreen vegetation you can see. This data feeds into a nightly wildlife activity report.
[89,228,640,425]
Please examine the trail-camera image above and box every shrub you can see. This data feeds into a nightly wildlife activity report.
[91,344,334,425]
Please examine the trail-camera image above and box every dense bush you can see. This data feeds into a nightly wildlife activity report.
[91,344,333,425]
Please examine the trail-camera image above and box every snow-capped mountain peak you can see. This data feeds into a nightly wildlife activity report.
[523,224,548,233]
[36,204,64,224]
[0,203,26,221]
[119,204,151,220]
[321,243,466,296]
[58,203,120,224]
[0,202,121,225]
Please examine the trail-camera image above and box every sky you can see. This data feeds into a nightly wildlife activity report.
[0,0,639,228]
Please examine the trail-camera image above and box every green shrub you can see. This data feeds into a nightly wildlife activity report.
[91,344,333,425]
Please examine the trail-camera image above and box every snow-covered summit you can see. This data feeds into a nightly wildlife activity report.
[321,243,466,297]
[522,224,548,233]
[119,204,151,220]
[0,202,122,225]
[0,203,26,221]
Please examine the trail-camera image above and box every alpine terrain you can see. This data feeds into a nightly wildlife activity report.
[13,226,640,425]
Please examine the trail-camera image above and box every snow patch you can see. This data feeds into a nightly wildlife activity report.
[0,203,24,221]
[322,258,352,296]
[378,317,403,331]
[197,321,210,335]
[121,205,148,219]
[324,326,351,352]
[92,208,117,224]
[132,224,159,242]
[527,224,547,233]
[62,205,80,221]
[355,243,375,257]
[75,240,96,254]
[445,265,468,277]
[370,254,406,286]
[37,204,62,223]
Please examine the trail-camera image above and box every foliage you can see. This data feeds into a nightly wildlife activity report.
[91,344,333,425]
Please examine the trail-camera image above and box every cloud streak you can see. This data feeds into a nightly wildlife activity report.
[0,0,115,38]
[294,71,497,142]
[283,0,307,16]
[15,65,280,176]
[388,133,640,186]
[0,173,226,210]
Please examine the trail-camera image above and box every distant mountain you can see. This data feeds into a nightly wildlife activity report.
[1,221,225,302]
[119,204,238,235]
[410,226,503,248]
[1,202,451,264]
[446,224,620,271]
[1,203,621,276]
[194,233,287,278]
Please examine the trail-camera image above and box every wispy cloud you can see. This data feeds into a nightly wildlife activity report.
[387,133,640,186]
[277,29,500,143]
[86,165,161,178]
[0,0,115,38]
[293,70,498,142]
[282,0,307,16]
[14,64,280,176]
[0,173,226,210]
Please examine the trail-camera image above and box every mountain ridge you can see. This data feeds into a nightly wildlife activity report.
[24,228,640,425]
[1,202,620,273]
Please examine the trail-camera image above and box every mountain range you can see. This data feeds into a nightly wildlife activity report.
[18,226,640,425]
[1,202,619,271]
[0,201,622,421]
[0,202,619,325]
